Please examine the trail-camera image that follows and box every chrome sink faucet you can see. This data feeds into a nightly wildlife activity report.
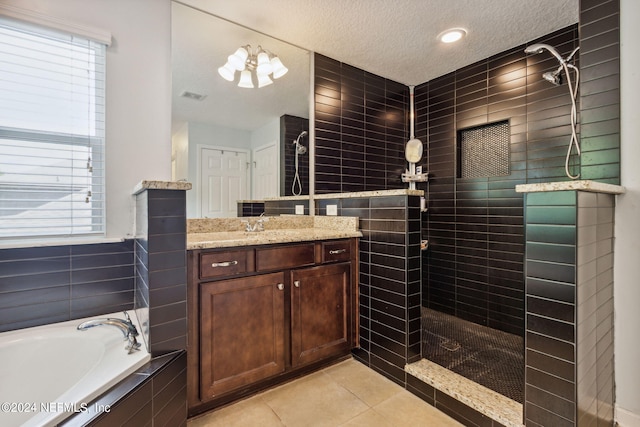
[77,311,142,354]
[241,212,268,232]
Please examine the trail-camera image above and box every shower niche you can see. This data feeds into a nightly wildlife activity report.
[457,120,511,179]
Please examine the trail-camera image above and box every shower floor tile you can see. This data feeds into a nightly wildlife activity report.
[422,308,524,403]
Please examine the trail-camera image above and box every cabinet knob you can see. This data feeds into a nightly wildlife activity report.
[277,283,285,291]
[294,280,300,288]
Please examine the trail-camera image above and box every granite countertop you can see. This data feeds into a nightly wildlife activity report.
[515,179,625,194]
[187,215,361,250]
[132,180,192,195]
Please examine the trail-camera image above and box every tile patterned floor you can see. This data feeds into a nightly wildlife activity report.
[188,358,463,427]
[422,308,524,403]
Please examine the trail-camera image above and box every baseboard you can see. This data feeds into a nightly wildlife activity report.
[616,405,640,426]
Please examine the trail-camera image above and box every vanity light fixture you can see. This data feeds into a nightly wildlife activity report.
[218,45,288,88]
[438,28,467,43]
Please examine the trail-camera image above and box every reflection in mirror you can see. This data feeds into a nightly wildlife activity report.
[171,2,310,218]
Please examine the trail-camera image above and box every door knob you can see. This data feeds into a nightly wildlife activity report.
[277,283,284,291]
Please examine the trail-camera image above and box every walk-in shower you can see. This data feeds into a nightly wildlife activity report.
[291,130,307,196]
[525,43,580,179]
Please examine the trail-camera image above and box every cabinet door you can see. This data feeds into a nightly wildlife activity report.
[291,263,351,367]
[200,272,285,400]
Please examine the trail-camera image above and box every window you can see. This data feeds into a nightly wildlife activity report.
[0,17,106,239]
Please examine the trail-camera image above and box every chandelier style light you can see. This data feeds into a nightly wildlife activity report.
[217,45,288,88]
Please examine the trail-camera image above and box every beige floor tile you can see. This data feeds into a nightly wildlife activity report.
[339,408,395,427]
[373,392,464,427]
[187,396,284,427]
[188,358,466,427]
[322,359,403,407]
[260,369,369,427]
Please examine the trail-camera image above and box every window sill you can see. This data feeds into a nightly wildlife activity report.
[0,236,126,250]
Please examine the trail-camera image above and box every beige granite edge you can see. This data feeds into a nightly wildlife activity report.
[187,215,361,249]
[515,179,625,194]
[312,215,358,231]
[132,180,192,195]
[406,359,524,427]
[313,189,424,199]
[187,215,359,234]
[187,228,361,250]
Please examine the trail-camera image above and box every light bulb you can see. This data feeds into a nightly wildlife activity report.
[438,28,467,44]
[228,46,248,70]
[256,51,273,76]
[258,73,273,88]
[270,56,288,79]
[217,62,235,81]
[238,69,254,88]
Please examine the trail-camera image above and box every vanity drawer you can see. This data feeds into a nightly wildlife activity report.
[256,243,315,272]
[321,240,351,263]
[200,249,254,279]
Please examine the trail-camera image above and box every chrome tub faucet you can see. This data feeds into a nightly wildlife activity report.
[77,311,142,354]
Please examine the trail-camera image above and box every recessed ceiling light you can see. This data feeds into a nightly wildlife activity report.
[438,28,467,44]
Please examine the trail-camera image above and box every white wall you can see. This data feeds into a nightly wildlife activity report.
[2,0,172,239]
[172,122,189,181]
[615,0,640,424]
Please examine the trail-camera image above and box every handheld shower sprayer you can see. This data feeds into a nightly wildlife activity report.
[524,43,581,179]
[291,130,307,196]
[293,130,308,155]
[524,43,565,63]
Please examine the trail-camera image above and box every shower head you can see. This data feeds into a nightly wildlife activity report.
[293,130,307,155]
[524,43,565,64]
[296,130,308,142]
[542,65,563,85]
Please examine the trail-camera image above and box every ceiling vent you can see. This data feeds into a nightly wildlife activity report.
[180,90,207,101]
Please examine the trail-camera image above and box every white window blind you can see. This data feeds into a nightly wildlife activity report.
[0,17,106,239]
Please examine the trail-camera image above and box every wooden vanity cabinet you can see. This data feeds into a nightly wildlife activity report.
[199,272,285,400]
[187,238,358,415]
[290,263,351,367]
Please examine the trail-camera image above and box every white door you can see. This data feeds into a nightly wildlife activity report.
[200,148,248,217]
[252,142,279,199]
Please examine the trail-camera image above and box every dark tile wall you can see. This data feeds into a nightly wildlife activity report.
[0,240,135,333]
[416,25,580,336]
[281,114,309,196]
[61,350,187,427]
[135,188,188,356]
[523,190,615,426]
[237,202,265,217]
[305,195,421,384]
[314,53,408,194]
[264,199,309,215]
[579,0,620,184]
[524,190,577,426]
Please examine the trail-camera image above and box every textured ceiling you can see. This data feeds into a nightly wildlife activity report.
[172,0,578,132]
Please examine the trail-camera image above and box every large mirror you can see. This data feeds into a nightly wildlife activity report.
[171,2,311,218]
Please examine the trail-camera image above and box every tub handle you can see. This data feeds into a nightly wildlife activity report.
[211,260,238,268]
